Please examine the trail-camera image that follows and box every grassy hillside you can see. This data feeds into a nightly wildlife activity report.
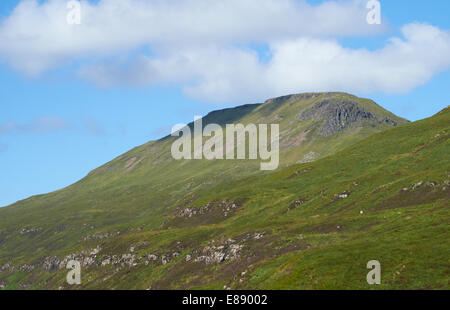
[0,93,405,253]
[2,95,446,290]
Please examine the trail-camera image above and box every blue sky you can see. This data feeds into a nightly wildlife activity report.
[1,0,449,207]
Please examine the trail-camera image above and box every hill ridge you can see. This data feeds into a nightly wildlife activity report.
[0,96,448,289]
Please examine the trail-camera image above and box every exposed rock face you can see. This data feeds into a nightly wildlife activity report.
[194,242,243,265]
[189,232,265,266]
[298,98,399,136]
[19,264,35,272]
[148,254,158,261]
[1,263,12,273]
[298,151,318,164]
[287,199,306,213]
[20,227,42,235]
[42,256,61,271]
[335,192,350,199]
[83,231,120,241]
[413,181,424,190]
[175,199,243,219]
[176,204,213,218]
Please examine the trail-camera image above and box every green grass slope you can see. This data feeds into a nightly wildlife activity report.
[2,95,443,290]
[0,93,405,248]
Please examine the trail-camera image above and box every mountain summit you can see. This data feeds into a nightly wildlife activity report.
[3,92,441,290]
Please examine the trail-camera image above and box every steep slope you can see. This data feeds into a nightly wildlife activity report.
[0,93,418,290]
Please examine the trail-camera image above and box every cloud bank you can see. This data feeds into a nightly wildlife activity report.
[0,116,70,134]
[0,0,450,103]
[79,23,450,102]
[0,116,107,137]
[0,0,382,75]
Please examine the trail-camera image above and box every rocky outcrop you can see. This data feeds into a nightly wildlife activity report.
[83,231,120,241]
[298,151,318,164]
[289,167,312,179]
[287,199,305,211]
[402,180,449,192]
[188,232,265,266]
[20,227,42,235]
[0,263,13,273]
[19,264,35,272]
[175,199,243,219]
[334,191,350,199]
[298,98,399,136]
[194,241,243,265]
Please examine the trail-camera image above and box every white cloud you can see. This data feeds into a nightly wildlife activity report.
[0,1,449,103]
[0,0,383,76]
[83,117,105,136]
[79,23,450,103]
[0,116,108,137]
[264,23,450,96]
[0,116,70,134]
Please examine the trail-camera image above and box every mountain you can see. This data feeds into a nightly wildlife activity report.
[2,94,447,290]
